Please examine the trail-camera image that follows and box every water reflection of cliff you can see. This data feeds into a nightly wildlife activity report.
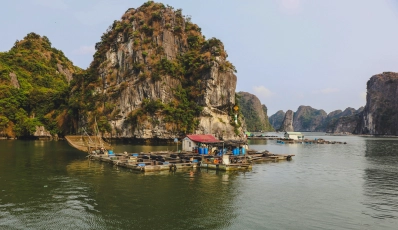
[363,139,398,219]
[0,141,101,229]
[66,159,242,229]
[0,140,241,229]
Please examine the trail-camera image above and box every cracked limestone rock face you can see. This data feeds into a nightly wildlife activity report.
[279,110,294,132]
[358,72,398,135]
[93,4,242,140]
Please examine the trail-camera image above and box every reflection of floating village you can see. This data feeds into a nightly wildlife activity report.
[66,134,294,172]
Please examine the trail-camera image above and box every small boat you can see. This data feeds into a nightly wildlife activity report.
[65,135,111,152]
[65,119,112,153]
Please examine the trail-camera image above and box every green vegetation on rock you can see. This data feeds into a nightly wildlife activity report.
[0,1,240,139]
[0,33,80,138]
[71,1,237,136]
[237,92,273,132]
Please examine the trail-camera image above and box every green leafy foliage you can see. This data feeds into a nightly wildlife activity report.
[0,33,81,137]
[237,92,274,132]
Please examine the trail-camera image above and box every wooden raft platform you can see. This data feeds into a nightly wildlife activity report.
[88,151,293,172]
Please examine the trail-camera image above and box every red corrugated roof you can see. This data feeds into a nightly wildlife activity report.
[186,134,221,143]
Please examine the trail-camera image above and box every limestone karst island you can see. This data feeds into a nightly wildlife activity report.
[1,1,398,229]
[1,1,397,142]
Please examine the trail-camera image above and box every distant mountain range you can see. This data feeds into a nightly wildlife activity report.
[269,106,364,133]
[270,72,398,136]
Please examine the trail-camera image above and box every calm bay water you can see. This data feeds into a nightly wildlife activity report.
[1,134,398,229]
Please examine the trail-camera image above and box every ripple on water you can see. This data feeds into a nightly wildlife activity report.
[0,175,105,230]
[2,137,398,229]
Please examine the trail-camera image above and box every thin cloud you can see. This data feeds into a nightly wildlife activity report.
[313,88,340,94]
[279,0,302,14]
[33,0,68,10]
[253,86,274,99]
[73,46,95,55]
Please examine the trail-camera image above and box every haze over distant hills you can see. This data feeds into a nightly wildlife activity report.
[269,106,364,133]
[269,72,398,137]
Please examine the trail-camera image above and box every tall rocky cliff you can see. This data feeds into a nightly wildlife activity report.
[237,91,273,132]
[326,107,363,134]
[269,110,285,130]
[70,2,243,140]
[358,72,398,135]
[279,110,294,132]
[293,106,327,131]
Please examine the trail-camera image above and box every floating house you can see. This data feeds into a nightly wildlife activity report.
[284,132,304,140]
[245,131,253,137]
[182,134,222,152]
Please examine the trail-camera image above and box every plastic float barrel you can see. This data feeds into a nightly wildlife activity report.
[241,148,246,155]
[198,147,204,154]
[204,148,208,155]
[132,153,139,157]
[108,150,114,155]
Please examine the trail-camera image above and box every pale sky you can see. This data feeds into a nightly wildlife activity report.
[1,0,398,115]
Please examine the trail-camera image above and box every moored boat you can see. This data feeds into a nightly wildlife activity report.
[65,135,112,152]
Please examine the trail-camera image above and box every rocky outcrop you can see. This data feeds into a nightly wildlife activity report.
[279,110,294,132]
[333,114,362,134]
[33,126,52,138]
[293,106,327,131]
[237,91,274,132]
[269,110,285,130]
[325,107,360,133]
[78,2,242,140]
[358,72,398,135]
[57,64,73,83]
[262,105,273,131]
[9,73,20,89]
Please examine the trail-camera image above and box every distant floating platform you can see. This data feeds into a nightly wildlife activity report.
[275,139,347,144]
